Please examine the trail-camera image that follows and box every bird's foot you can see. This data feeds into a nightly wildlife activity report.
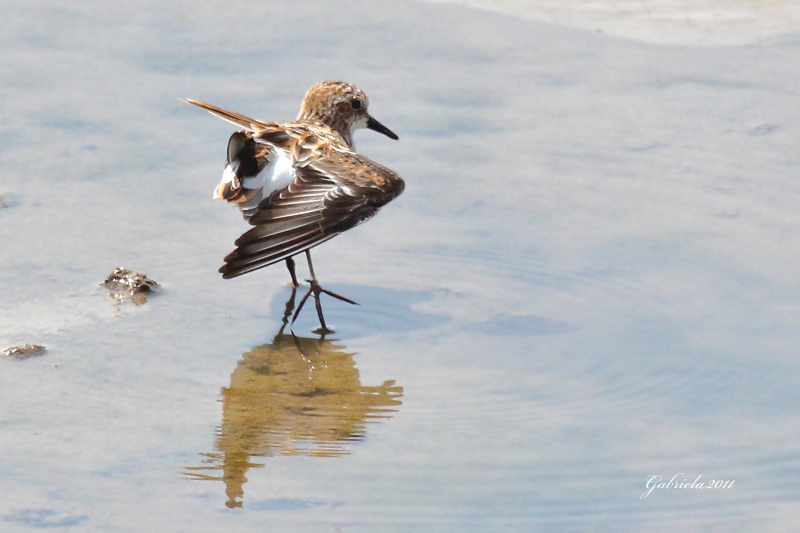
[291,278,359,333]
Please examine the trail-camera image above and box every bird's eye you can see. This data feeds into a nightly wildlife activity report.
[351,99,362,110]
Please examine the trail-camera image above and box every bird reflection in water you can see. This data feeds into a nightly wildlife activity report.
[184,289,403,508]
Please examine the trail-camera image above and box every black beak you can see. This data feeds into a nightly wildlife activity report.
[366,115,399,140]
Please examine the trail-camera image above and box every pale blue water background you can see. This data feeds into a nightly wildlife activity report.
[2,1,800,531]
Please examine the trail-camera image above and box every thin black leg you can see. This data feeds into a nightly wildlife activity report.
[276,286,297,337]
[290,250,358,333]
[305,251,358,305]
[285,257,299,287]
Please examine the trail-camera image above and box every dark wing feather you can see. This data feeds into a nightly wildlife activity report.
[219,146,404,279]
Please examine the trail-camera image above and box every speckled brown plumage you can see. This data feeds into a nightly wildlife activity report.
[187,81,403,280]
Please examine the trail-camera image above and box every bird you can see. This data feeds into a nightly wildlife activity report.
[187,81,404,331]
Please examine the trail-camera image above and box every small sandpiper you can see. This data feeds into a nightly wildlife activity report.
[187,81,404,331]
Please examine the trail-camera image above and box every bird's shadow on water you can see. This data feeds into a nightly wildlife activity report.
[184,285,442,508]
[281,283,574,339]
[275,283,450,339]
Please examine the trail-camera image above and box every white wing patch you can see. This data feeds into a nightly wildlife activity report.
[242,150,295,197]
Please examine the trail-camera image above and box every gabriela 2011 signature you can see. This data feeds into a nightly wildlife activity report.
[641,474,735,499]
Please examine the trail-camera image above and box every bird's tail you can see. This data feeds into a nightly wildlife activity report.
[184,98,270,132]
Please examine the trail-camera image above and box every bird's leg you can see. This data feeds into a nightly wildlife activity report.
[285,257,299,287]
[304,250,359,305]
[276,286,297,337]
[291,250,358,333]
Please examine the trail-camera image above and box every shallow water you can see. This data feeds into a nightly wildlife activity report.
[2,0,800,531]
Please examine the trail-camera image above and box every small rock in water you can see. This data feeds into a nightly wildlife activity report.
[102,267,160,305]
[3,344,46,358]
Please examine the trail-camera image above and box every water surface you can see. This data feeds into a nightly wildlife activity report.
[2,0,800,531]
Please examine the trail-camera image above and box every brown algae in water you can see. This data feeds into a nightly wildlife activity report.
[3,344,46,359]
[102,267,160,305]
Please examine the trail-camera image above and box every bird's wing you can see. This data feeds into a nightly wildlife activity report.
[186,100,297,219]
[213,131,271,204]
[219,131,404,279]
